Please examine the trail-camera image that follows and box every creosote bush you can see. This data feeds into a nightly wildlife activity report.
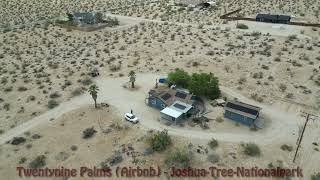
[280,144,293,152]
[29,155,46,168]
[165,149,192,168]
[236,23,249,29]
[82,127,97,139]
[47,100,59,109]
[151,130,171,152]
[243,143,261,156]
[208,138,218,149]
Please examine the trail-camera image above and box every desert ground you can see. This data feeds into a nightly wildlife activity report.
[0,0,320,179]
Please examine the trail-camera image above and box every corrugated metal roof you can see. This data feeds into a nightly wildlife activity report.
[224,101,261,119]
[161,107,183,118]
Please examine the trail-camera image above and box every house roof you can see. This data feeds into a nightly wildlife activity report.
[169,101,193,113]
[175,0,207,6]
[149,87,193,107]
[224,101,261,119]
[74,12,96,18]
[256,14,291,21]
[161,107,183,119]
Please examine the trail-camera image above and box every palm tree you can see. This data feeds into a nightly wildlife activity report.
[88,85,99,108]
[128,70,136,88]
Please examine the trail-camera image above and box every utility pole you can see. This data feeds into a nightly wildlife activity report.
[293,111,319,163]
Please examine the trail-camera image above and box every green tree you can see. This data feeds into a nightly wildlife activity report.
[88,85,99,108]
[167,69,191,88]
[188,73,220,99]
[66,13,74,21]
[129,70,136,88]
[95,12,104,23]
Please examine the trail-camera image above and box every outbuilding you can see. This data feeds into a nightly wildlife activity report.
[224,100,261,126]
[160,101,193,123]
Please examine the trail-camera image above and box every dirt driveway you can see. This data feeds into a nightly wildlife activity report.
[0,73,304,146]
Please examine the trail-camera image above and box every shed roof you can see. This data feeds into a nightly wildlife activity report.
[161,107,183,119]
[169,101,193,113]
[224,101,261,119]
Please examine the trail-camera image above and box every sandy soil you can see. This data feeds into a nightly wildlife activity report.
[0,0,319,179]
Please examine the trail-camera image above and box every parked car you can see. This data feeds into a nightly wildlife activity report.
[124,113,139,123]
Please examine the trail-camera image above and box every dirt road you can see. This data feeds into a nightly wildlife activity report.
[0,73,303,146]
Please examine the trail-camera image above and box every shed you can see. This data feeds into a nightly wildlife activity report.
[161,107,183,122]
[160,101,193,123]
[224,101,261,126]
[256,14,291,24]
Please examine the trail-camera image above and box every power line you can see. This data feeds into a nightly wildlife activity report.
[293,111,319,163]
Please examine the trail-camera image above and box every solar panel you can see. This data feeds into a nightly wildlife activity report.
[226,102,258,116]
[161,93,171,101]
[175,91,187,99]
[173,103,186,110]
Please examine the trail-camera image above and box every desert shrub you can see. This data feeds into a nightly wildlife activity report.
[105,16,119,26]
[108,152,123,166]
[192,62,199,67]
[47,100,59,109]
[280,144,293,152]
[189,73,220,99]
[70,145,78,151]
[3,103,10,111]
[19,157,27,164]
[81,77,93,86]
[71,88,83,97]
[27,95,36,101]
[207,153,220,164]
[279,84,287,92]
[288,35,297,41]
[4,86,13,92]
[208,139,218,149]
[206,51,215,56]
[167,69,190,88]
[18,86,28,91]
[11,137,26,145]
[82,127,97,139]
[216,117,224,123]
[109,63,121,72]
[151,130,171,152]
[236,23,248,29]
[311,172,320,180]
[49,92,61,99]
[29,155,46,168]
[165,149,192,168]
[243,143,261,156]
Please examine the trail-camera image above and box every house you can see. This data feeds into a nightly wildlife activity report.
[160,101,193,123]
[224,100,261,126]
[174,0,207,6]
[147,87,194,110]
[256,14,291,24]
[73,12,101,26]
